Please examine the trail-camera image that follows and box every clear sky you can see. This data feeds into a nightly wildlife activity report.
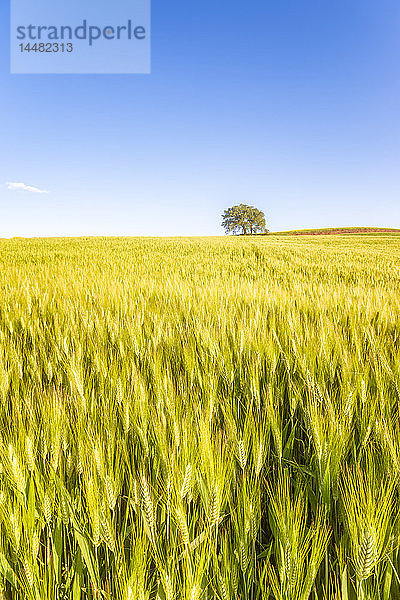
[1,0,400,236]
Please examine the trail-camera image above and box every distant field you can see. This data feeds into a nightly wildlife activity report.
[0,236,400,599]
[271,226,400,235]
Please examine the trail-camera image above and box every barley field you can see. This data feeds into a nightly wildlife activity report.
[0,235,400,600]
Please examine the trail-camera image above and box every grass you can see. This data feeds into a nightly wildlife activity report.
[270,227,400,235]
[0,234,399,599]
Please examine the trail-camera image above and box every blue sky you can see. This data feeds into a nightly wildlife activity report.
[1,0,400,236]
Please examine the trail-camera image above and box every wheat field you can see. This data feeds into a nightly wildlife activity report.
[0,235,399,600]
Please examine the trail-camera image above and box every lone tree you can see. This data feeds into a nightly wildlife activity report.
[221,204,267,235]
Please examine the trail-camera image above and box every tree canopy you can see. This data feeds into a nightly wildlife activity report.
[221,204,267,235]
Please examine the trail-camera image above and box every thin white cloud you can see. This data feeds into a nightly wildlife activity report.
[6,182,50,194]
